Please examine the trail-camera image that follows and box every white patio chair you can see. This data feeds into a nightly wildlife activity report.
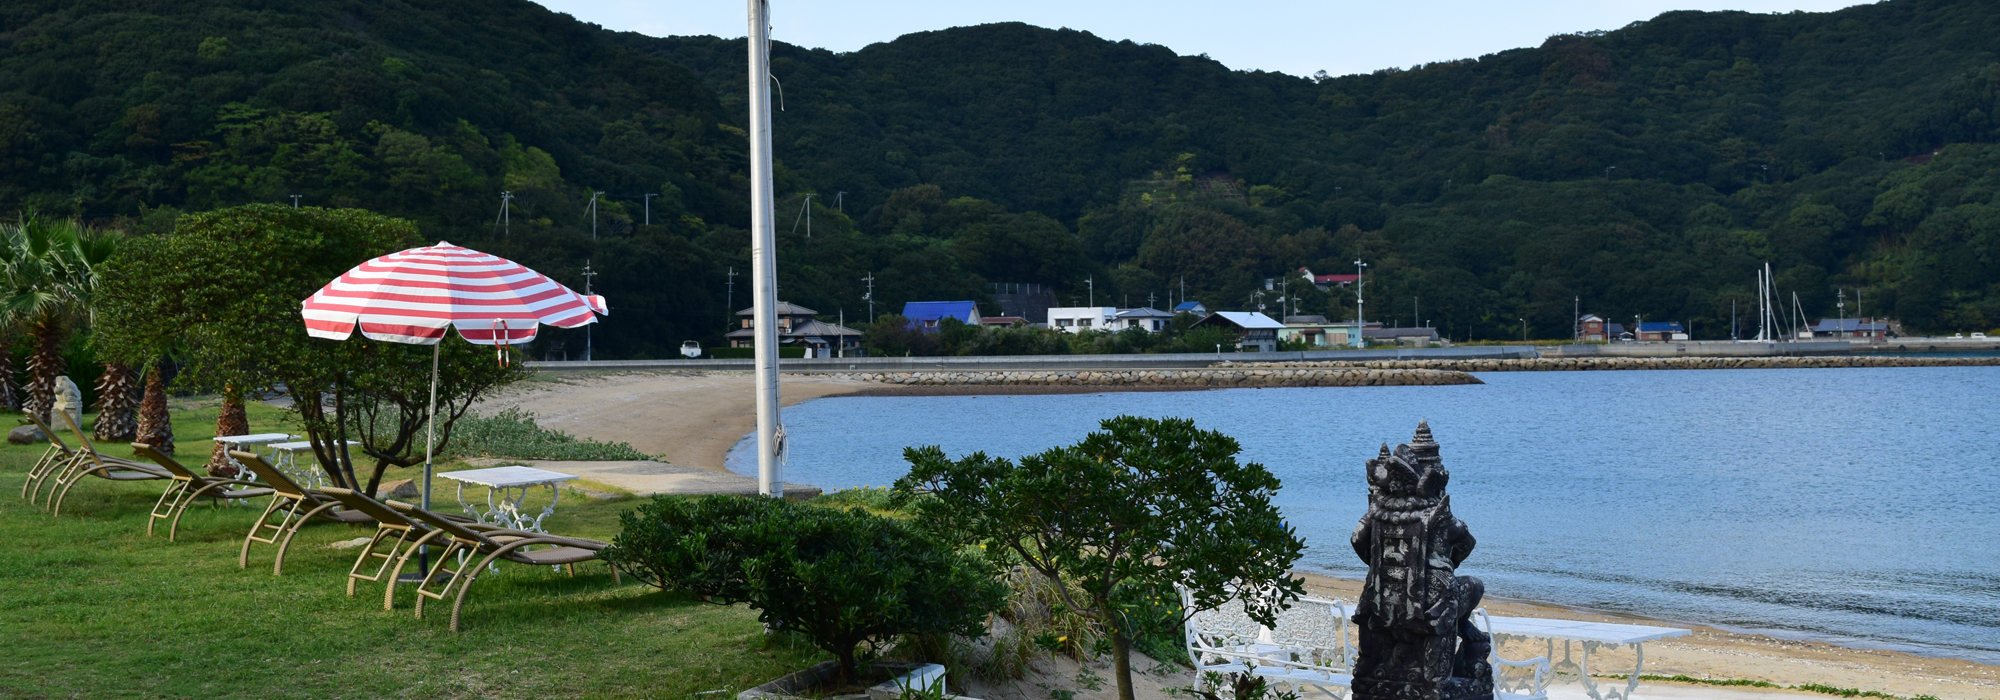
[1474,608,1552,700]
[1178,584,1352,698]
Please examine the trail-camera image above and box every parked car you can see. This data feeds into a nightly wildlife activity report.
[1973,332,1989,339]
[680,340,702,358]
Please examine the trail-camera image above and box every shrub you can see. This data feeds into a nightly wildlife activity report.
[607,496,1006,684]
[447,407,651,461]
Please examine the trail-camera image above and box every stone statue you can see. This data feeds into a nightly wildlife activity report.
[1350,421,1493,700]
[52,376,83,433]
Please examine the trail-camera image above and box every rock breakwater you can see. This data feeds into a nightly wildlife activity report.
[1225,356,2000,372]
[814,367,1481,389]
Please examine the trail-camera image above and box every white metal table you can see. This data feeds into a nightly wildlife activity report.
[211,433,297,478]
[265,440,355,490]
[1484,615,1690,700]
[436,466,578,533]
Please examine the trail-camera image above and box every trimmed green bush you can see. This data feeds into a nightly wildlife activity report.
[446,407,651,461]
[607,496,1005,684]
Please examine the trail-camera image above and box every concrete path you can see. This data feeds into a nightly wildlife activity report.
[465,458,821,499]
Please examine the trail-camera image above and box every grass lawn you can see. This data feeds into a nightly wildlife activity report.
[0,400,825,699]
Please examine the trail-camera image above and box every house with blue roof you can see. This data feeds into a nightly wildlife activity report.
[902,301,981,331]
[1173,301,1208,316]
[1635,321,1686,342]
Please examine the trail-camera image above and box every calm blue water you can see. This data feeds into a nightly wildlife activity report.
[727,367,2000,664]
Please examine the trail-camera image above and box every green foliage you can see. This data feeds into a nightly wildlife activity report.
[607,495,1006,683]
[95,204,526,494]
[15,0,2000,358]
[897,416,1306,700]
[445,407,650,461]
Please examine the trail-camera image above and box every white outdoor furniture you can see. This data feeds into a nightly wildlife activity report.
[1474,609,1552,700]
[1179,585,1353,698]
[1481,614,1689,700]
[265,440,355,490]
[436,466,578,534]
[211,433,297,474]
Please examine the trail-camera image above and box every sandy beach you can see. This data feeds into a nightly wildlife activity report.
[480,369,1999,699]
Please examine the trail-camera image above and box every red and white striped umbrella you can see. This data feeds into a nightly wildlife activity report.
[300,242,606,346]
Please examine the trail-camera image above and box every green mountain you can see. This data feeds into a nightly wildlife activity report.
[4,0,1998,355]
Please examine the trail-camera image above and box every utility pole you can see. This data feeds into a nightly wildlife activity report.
[726,267,737,320]
[747,0,783,498]
[582,261,598,361]
[1148,291,1156,310]
[496,191,514,237]
[834,191,846,214]
[588,191,604,241]
[289,194,301,208]
[790,193,816,238]
[862,271,875,321]
[1086,276,1095,307]
[1520,318,1527,343]
[1836,288,1846,340]
[1180,276,1186,309]
[1573,296,1580,342]
[1353,259,1368,348]
[643,193,656,226]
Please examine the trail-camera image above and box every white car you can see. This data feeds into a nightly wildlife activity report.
[1952,333,1965,339]
[1974,332,1990,339]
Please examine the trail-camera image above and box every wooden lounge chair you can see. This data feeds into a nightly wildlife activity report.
[132,443,275,540]
[22,410,153,505]
[385,499,618,632]
[228,449,374,574]
[44,411,170,516]
[316,486,508,610]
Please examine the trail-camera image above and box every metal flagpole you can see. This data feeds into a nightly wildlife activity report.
[418,340,440,574]
[748,0,783,498]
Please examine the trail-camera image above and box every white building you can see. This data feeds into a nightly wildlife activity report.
[1113,307,1175,332]
[1046,307,1116,333]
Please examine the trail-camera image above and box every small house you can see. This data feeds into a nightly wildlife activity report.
[981,316,1028,327]
[1113,307,1176,332]
[1298,267,1360,292]
[902,301,981,331]
[1173,301,1209,317]
[1364,326,1441,347]
[1635,321,1686,342]
[1192,311,1285,352]
[1811,318,1889,340]
[1579,314,1608,342]
[725,302,863,358]
[1279,315,1351,347]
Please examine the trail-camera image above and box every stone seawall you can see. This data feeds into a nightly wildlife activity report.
[812,367,1482,388]
[1225,356,2000,372]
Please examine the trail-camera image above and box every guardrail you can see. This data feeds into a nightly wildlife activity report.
[526,345,1541,372]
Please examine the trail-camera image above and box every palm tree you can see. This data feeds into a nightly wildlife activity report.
[0,213,116,426]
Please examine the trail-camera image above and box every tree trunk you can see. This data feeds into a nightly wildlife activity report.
[22,319,62,424]
[92,363,139,442]
[208,387,247,477]
[1112,629,1136,700]
[136,359,174,455]
[0,339,17,410]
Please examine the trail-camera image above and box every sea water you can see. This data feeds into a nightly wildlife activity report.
[727,366,2000,664]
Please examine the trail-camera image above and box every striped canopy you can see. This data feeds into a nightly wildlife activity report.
[300,242,607,346]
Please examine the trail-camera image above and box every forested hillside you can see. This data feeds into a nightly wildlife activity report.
[4,0,1999,356]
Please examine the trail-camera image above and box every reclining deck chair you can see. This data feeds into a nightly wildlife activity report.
[228,449,374,574]
[317,486,510,610]
[22,410,154,505]
[44,412,170,516]
[386,499,618,632]
[132,443,274,540]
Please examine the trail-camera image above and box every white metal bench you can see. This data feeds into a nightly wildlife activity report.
[1179,585,1353,698]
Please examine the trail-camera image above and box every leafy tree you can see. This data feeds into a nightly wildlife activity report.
[96,204,525,493]
[897,416,1306,700]
[609,496,1006,685]
[0,213,117,425]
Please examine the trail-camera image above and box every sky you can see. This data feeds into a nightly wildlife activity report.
[533,0,1873,77]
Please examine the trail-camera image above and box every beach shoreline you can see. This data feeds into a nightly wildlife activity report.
[478,369,1999,697]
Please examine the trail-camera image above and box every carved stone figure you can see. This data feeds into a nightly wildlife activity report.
[1350,421,1493,700]
[52,376,83,433]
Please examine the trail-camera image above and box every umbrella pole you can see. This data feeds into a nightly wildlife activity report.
[419,340,440,574]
